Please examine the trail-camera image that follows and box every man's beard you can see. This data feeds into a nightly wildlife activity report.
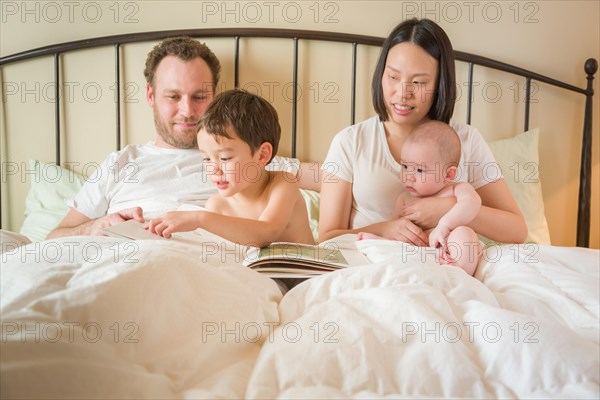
[153,109,198,149]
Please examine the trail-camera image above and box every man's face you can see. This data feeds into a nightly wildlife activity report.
[146,56,215,149]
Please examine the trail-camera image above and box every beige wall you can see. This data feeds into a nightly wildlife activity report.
[1,0,599,248]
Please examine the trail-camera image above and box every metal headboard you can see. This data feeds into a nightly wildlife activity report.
[0,28,596,247]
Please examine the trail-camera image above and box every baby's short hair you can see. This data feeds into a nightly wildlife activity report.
[405,120,461,166]
[197,89,280,163]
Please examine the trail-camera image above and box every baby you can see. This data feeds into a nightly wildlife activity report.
[147,89,314,247]
[361,120,482,275]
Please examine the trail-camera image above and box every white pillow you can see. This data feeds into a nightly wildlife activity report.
[20,160,86,242]
[300,189,320,241]
[487,128,551,244]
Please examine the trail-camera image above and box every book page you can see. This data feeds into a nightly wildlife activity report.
[244,234,370,270]
[102,220,166,240]
[256,243,349,266]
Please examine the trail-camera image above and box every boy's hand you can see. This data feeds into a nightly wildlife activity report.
[146,211,201,239]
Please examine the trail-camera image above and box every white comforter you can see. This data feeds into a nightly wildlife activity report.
[1,235,598,398]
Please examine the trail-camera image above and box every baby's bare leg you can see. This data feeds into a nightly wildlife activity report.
[444,226,482,276]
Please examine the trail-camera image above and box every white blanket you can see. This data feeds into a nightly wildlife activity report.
[1,236,282,399]
[1,235,598,398]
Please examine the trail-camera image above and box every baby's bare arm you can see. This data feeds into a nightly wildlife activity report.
[393,192,410,218]
[438,182,481,230]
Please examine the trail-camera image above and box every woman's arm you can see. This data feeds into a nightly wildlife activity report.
[318,176,428,245]
[469,179,527,243]
[317,176,354,241]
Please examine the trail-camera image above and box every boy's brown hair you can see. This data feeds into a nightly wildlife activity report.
[197,89,281,163]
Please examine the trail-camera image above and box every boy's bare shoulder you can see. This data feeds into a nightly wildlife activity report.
[205,193,229,213]
[270,170,300,186]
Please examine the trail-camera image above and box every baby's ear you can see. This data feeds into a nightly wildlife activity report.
[446,165,458,181]
[257,142,273,166]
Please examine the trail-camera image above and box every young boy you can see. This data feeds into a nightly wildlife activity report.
[359,120,482,275]
[147,89,314,247]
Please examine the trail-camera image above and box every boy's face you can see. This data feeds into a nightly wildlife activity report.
[197,128,268,197]
[400,141,451,197]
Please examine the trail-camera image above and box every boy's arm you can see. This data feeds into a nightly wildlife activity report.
[429,183,481,248]
[148,173,302,247]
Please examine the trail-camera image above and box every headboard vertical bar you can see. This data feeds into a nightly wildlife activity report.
[234,36,240,89]
[576,58,598,247]
[54,53,61,166]
[466,62,474,124]
[0,66,4,228]
[524,77,531,131]
[351,42,357,125]
[291,38,298,158]
[114,44,121,151]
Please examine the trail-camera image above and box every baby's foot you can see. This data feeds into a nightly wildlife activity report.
[438,248,456,265]
[357,232,382,241]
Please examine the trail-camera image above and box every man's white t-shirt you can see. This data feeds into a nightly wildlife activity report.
[69,141,299,220]
[322,116,499,229]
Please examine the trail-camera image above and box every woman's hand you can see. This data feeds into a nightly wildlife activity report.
[398,197,456,230]
[374,217,429,246]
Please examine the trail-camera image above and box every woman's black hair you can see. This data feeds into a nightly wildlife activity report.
[372,18,456,123]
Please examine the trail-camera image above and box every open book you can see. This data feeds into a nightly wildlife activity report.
[102,220,223,245]
[104,221,370,277]
[102,219,166,240]
[243,236,370,278]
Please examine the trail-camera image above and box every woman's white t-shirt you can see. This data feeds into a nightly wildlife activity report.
[322,116,499,229]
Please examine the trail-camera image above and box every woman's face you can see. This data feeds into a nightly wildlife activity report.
[381,42,439,131]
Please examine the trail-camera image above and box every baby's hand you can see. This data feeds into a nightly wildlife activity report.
[428,224,451,250]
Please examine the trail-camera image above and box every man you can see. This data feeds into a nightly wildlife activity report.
[46,36,317,240]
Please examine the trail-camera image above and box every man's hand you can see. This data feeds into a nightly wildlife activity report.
[146,211,202,239]
[89,207,144,236]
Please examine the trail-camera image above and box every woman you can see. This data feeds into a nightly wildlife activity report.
[319,18,527,245]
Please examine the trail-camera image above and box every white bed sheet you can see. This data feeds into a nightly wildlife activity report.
[247,239,599,398]
[1,234,598,398]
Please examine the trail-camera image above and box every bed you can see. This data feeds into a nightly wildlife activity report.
[1,28,598,398]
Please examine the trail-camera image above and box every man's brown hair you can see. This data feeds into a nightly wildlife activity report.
[144,36,221,89]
